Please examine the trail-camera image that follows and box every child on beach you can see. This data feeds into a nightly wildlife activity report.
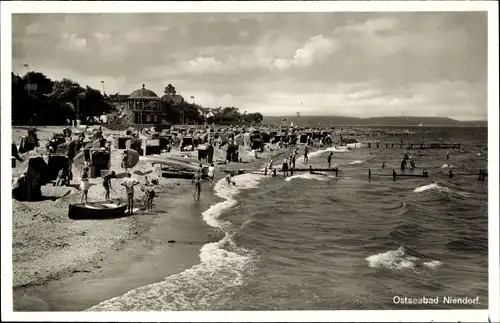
[55,169,66,187]
[80,167,90,204]
[208,163,215,185]
[225,173,235,186]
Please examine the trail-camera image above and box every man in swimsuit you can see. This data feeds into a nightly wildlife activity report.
[121,173,140,215]
[103,170,116,201]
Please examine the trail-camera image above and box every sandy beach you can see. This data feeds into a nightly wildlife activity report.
[11,125,291,311]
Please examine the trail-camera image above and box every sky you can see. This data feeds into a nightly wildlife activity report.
[11,12,488,120]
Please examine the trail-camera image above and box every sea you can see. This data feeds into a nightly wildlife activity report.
[88,126,489,311]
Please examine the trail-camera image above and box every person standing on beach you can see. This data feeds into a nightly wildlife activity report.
[121,173,140,215]
[192,170,203,201]
[80,167,90,204]
[103,170,116,201]
[304,146,309,163]
[265,159,274,176]
[327,152,333,169]
[282,157,289,177]
[141,180,156,211]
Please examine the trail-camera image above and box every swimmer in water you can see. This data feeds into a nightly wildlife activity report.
[409,157,415,170]
[303,146,309,163]
[477,150,482,157]
[327,152,333,169]
[446,151,450,160]
[381,161,386,169]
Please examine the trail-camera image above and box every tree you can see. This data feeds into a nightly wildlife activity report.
[49,78,85,114]
[78,86,113,122]
[22,72,54,96]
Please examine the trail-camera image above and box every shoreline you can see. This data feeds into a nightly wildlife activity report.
[12,128,294,311]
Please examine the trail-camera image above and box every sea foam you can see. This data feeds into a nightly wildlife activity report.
[366,246,441,271]
[414,183,447,193]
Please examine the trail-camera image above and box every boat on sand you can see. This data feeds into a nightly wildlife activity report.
[68,202,129,220]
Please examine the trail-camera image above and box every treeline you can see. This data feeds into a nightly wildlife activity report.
[12,71,264,126]
[12,72,112,126]
[208,106,263,125]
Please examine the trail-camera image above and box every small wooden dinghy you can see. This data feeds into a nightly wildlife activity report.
[68,202,128,220]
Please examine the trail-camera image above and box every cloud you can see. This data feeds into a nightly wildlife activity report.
[338,17,399,35]
[58,32,87,50]
[180,57,225,74]
[273,35,336,70]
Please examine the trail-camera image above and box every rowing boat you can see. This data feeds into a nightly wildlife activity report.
[68,202,128,220]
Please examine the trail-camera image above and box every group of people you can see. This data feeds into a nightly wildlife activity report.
[77,166,157,215]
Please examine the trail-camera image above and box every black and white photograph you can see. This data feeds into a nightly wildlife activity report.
[1,1,498,322]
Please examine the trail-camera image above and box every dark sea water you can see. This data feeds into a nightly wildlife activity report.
[88,127,488,311]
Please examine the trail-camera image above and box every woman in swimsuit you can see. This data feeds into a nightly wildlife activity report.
[192,171,202,200]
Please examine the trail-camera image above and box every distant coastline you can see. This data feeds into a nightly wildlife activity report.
[263,116,487,127]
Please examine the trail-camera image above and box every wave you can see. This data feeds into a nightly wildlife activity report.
[441,164,452,168]
[87,173,266,311]
[413,182,470,198]
[284,173,330,182]
[413,183,448,193]
[348,160,363,165]
[365,246,441,271]
[87,234,254,311]
[306,146,350,159]
[202,173,266,229]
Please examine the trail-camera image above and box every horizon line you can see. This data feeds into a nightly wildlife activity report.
[262,115,487,121]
